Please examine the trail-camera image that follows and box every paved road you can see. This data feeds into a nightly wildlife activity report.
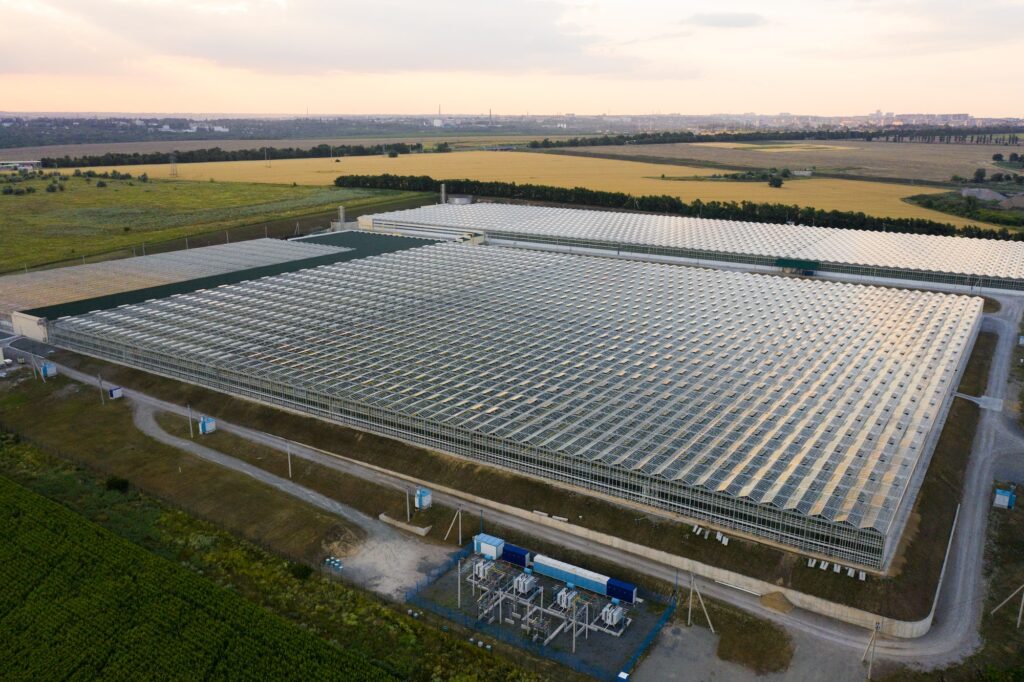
[6,298,1023,672]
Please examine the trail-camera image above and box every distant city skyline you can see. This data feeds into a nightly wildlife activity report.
[2,0,1021,117]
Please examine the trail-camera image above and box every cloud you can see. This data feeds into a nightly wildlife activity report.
[683,12,766,28]
[0,0,650,77]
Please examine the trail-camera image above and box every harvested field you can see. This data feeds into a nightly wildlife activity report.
[0,133,572,161]
[83,151,988,226]
[560,139,1023,183]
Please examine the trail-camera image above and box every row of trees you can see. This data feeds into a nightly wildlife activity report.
[956,167,1024,184]
[526,127,1024,150]
[335,173,1020,240]
[41,142,424,168]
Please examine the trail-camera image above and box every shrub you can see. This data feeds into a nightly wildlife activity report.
[105,476,130,493]
[288,562,313,581]
[96,180,107,188]
[768,176,784,188]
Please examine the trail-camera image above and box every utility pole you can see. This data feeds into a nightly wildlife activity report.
[862,622,880,680]
[187,404,194,439]
[688,573,694,626]
[457,558,462,608]
[458,507,462,545]
[98,373,105,404]
[406,488,411,523]
[287,443,293,479]
[990,583,1024,629]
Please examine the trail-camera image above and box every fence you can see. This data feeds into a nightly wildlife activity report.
[405,543,677,681]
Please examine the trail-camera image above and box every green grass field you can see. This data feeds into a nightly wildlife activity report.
[0,389,549,681]
[0,173,422,272]
[0,470,392,681]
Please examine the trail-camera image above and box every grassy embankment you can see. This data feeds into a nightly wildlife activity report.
[0,467,393,681]
[80,150,987,227]
[0,379,552,681]
[51,339,985,622]
[882,483,1024,681]
[0,173,426,272]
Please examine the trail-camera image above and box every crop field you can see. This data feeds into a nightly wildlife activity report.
[0,175,421,272]
[560,139,1022,183]
[0,475,391,681]
[0,133,575,161]
[84,150,987,227]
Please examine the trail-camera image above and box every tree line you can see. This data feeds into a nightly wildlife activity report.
[335,173,1021,241]
[526,126,1024,150]
[40,142,424,168]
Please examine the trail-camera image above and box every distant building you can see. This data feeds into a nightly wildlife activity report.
[0,160,41,171]
[961,188,1008,202]
[999,194,1024,210]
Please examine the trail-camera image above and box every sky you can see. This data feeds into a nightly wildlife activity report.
[1,0,1021,117]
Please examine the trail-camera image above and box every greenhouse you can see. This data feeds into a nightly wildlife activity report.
[0,238,347,323]
[362,203,1024,291]
[49,243,982,569]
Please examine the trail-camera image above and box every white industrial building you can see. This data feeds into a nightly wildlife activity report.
[48,242,982,569]
[359,203,1024,292]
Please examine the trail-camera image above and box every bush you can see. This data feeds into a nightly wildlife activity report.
[288,562,313,581]
[105,476,130,493]
[387,149,399,158]
[768,176,784,188]
[96,180,107,188]
[46,184,57,193]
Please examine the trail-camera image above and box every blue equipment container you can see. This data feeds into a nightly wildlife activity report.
[501,544,532,567]
[606,577,638,604]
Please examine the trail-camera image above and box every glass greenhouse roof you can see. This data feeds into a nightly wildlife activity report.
[367,203,1024,280]
[51,242,982,540]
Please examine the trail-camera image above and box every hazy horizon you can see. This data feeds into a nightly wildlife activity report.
[2,0,1021,117]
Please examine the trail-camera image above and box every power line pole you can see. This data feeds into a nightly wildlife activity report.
[287,443,292,479]
[990,583,1024,629]
[862,622,880,680]
[687,573,694,626]
[98,373,105,404]
[187,404,194,439]
[406,488,411,523]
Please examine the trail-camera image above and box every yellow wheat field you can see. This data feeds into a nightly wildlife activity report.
[92,150,976,226]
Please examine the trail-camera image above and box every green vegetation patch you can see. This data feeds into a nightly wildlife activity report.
[0,400,547,681]
[0,172,418,272]
[0,472,392,681]
[908,191,1024,230]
